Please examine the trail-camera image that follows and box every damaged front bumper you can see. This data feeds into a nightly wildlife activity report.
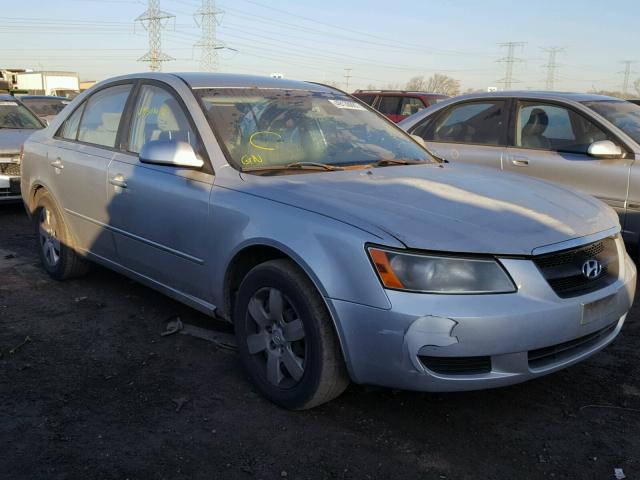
[328,246,636,392]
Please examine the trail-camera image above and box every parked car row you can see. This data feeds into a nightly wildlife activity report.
[399,91,640,257]
[15,73,636,410]
[0,94,45,202]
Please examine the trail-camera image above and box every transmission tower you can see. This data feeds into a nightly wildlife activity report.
[542,47,564,91]
[496,42,526,90]
[194,0,224,72]
[344,68,352,91]
[136,0,175,71]
[620,60,637,96]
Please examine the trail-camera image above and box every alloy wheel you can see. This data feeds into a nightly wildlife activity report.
[245,287,307,388]
[39,206,61,268]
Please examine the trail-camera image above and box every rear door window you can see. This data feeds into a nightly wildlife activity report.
[355,94,376,106]
[77,84,132,148]
[59,103,85,140]
[429,101,507,146]
[377,96,402,116]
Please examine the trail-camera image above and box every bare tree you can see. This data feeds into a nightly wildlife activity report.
[405,74,460,96]
[405,76,427,91]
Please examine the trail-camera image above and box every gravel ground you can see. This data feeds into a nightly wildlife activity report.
[1,202,639,480]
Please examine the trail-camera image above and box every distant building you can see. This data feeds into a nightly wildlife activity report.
[0,68,29,90]
[80,80,96,91]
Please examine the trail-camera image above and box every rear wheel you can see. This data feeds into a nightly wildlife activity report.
[34,191,89,280]
[234,259,349,410]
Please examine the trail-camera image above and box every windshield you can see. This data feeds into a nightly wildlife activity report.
[583,100,640,145]
[0,100,43,129]
[195,88,432,172]
[22,98,69,117]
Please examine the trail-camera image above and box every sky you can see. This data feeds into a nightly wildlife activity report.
[2,0,639,93]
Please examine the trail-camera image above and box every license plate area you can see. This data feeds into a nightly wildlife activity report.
[582,293,616,326]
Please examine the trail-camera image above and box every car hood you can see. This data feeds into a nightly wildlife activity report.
[238,163,619,256]
[0,129,36,155]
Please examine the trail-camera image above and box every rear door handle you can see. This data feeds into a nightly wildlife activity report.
[109,174,127,188]
[50,158,64,169]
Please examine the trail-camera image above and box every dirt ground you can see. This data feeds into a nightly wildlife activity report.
[1,202,639,480]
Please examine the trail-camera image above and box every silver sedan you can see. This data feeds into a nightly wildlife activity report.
[20,73,636,409]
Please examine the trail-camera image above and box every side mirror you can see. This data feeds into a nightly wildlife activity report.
[587,140,623,159]
[139,140,204,168]
[411,134,426,147]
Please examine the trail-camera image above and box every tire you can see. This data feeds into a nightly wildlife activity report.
[34,190,89,280]
[234,259,349,410]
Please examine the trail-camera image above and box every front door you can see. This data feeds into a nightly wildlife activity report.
[503,101,631,227]
[411,100,509,169]
[107,83,214,303]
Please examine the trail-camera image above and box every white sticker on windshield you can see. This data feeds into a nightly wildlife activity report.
[62,101,70,105]
[0,101,18,107]
[328,99,366,111]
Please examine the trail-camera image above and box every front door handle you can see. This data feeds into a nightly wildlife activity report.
[109,174,127,189]
[511,156,529,167]
[50,158,64,169]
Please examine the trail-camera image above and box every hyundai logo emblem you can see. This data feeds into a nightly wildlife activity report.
[582,259,603,280]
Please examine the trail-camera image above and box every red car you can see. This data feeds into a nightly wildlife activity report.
[352,90,449,123]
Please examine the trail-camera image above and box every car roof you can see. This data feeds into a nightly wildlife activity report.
[20,95,69,101]
[0,94,20,102]
[448,91,622,103]
[99,72,336,93]
[353,90,447,97]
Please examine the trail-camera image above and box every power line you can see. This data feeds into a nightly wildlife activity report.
[496,42,526,90]
[344,68,352,91]
[194,0,224,72]
[135,0,175,71]
[542,47,564,91]
[620,60,637,95]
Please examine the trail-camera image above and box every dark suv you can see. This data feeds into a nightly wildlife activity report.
[352,90,448,123]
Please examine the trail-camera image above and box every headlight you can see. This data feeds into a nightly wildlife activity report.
[368,247,516,294]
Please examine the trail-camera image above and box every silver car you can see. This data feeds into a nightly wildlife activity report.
[399,91,640,257]
[20,74,636,409]
[0,94,44,202]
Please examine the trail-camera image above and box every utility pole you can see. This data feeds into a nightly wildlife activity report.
[496,42,526,90]
[344,68,352,92]
[542,47,564,91]
[621,60,636,96]
[136,0,175,71]
[194,0,224,72]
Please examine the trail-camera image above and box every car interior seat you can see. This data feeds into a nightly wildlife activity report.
[521,108,552,149]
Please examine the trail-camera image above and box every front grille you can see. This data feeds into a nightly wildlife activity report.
[419,355,492,375]
[0,162,20,176]
[528,322,617,369]
[533,238,619,298]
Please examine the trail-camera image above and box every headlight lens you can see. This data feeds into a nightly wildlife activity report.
[368,247,516,294]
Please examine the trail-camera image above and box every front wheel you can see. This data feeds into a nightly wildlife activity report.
[234,259,349,410]
[34,190,89,280]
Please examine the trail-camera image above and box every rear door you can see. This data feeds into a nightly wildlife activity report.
[409,99,509,168]
[107,81,214,303]
[49,83,133,259]
[503,100,631,225]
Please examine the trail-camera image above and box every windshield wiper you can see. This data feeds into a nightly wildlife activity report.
[370,159,427,167]
[242,161,344,172]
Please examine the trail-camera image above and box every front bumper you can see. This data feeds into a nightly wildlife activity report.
[0,174,21,203]
[329,241,636,392]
